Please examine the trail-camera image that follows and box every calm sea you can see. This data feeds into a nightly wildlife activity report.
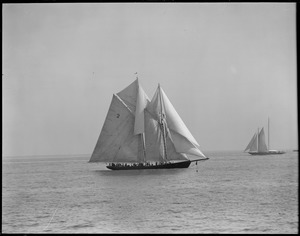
[2,150,298,234]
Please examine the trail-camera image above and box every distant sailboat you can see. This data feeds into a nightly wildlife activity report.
[244,118,285,155]
[89,78,208,170]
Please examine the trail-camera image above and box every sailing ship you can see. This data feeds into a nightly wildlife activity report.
[89,78,208,170]
[244,118,285,155]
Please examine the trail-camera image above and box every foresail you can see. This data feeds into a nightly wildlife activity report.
[258,128,268,152]
[159,87,201,148]
[165,128,191,161]
[244,133,257,152]
[168,129,206,158]
[144,109,164,162]
[144,109,188,162]
[146,85,206,159]
[89,94,139,163]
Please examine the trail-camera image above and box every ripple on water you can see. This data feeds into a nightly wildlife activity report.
[2,152,298,234]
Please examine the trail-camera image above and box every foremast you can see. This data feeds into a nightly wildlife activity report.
[158,84,168,162]
[140,133,146,163]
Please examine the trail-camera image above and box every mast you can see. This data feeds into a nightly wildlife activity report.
[158,84,168,161]
[257,127,259,152]
[141,133,146,162]
[135,72,147,163]
[268,117,270,151]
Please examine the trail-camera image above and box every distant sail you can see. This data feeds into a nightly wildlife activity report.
[249,134,258,152]
[245,119,285,156]
[258,128,268,153]
[244,133,257,152]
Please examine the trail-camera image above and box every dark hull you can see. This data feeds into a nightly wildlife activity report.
[106,161,191,170]
[249,151,285,155]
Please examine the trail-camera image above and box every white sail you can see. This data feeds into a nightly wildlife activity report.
[147,85,206,159]
[89,94,139,163]
[117,79,150,135]
[245,119,285,155]
[168,130,206,157]
[165,128,190,161]
[244,133,257,152]
[134,82,149,134]
[143,109,165,162]
[144,109,188,162]
[249,134,258,152]
[116,79,139,112]
[90,80,206,164]
[258,127,268,152]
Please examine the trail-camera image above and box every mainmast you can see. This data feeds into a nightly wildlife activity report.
[158,84,168,162]
[268,117,270,151]
[257,127,259,152]
[135,72,147,163]
[141,134,146,162]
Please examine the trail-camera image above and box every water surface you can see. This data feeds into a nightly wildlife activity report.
[2,151,298,233]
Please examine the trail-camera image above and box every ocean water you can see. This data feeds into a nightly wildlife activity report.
[2,151,298,234]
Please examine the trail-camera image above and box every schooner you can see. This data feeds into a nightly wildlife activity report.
[89,78,208,170]
[244,118,285,155]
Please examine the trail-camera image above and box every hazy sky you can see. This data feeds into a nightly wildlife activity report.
[3,3,297,156]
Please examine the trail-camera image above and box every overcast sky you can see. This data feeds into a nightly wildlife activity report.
[3,3,297,156]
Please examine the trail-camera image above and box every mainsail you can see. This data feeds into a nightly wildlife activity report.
[89,80,207,164]
[89,94,140,163]
[257,128,268,153]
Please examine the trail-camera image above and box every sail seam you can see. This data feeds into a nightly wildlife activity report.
[114,94,135,115]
